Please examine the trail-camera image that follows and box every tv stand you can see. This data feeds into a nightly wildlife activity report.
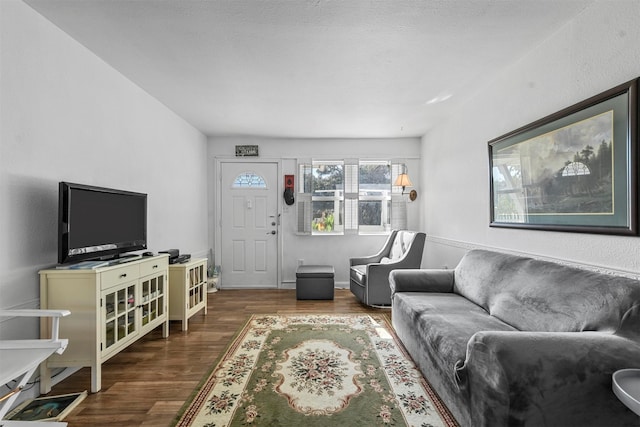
[39,255,169,393]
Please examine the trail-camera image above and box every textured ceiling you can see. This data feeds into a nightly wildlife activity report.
[25,0,592,138]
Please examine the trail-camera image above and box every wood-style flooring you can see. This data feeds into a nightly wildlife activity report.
[45,289,382,426]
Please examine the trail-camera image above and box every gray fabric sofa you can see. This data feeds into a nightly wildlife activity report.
[350,230,425,306]
[389,249,640,427]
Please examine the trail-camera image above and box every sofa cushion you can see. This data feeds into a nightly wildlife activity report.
[489,258,640,333]
[454,249,640,333]
[350,264,366,283]
[453,249,524,311]
[393,292,517,379]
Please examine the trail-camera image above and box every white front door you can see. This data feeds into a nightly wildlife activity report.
[220,162,279,288]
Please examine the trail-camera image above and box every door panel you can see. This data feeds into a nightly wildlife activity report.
[254,196,267,228]
[232,197,245,227]
[221,162,278,288]
[232,240,245,271]
[255,241,267,271]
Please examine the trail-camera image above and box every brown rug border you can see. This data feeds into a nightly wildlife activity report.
[172,313,459,427]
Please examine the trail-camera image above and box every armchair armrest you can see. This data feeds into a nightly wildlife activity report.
[456,330,640,426]
[389,269,455,296]
[349,231,397,266]
[350,254,383,266]
[362,231,426,269]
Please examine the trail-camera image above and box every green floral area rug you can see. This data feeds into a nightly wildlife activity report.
[174,314,458,427]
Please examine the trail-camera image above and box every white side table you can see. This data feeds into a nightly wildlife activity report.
[0,309,70,421]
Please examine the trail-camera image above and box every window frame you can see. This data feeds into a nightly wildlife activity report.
[310,160,345,235]
[297,159,407,235]
[357,160,392,234]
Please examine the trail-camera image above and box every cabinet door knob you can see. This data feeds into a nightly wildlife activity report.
[119,273,127,278]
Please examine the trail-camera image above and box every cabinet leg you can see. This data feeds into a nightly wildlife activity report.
[91,363,101,393]
[162,318,169,338]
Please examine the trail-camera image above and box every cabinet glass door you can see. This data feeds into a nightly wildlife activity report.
[141,274,166,326]
[103,284,137,352]
[188,264,205,308]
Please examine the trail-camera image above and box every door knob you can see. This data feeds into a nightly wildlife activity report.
[266,230,276,235]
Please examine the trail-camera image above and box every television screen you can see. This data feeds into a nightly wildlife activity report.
[58,182,147,264]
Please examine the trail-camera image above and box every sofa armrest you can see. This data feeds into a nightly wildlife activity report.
[456,330,640,427]
[389,269,455,296]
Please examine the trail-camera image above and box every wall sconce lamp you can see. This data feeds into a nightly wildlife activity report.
[394,170,418,201]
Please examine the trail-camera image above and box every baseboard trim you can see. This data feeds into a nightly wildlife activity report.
[426,235,640,280]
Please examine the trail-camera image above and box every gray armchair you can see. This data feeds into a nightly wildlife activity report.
[350,230,425,306]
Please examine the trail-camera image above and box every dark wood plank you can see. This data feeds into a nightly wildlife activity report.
[46,289,381,426]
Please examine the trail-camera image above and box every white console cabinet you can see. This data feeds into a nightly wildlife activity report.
[168,258,207,331]
[38,255,169,393]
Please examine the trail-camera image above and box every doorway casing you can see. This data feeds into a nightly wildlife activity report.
[214,158,282,288]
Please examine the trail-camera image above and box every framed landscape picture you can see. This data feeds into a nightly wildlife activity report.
[489,78,638,235]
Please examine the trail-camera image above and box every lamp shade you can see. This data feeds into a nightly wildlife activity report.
[393,173,413,188]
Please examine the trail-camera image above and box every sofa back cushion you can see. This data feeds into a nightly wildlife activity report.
[454,249,640,334]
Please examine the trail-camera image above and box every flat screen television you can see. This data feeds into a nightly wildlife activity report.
[58,182,147,264]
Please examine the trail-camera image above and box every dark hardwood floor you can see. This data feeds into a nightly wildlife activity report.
[45,289,382,426]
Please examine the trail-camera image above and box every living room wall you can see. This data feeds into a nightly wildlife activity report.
[0,0,209,325]
[208,136,421,287]
[421,0,640,277]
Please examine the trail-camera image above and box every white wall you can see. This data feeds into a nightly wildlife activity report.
[421,0,640,276]
[208,136,421,286]
[0,0,208,321]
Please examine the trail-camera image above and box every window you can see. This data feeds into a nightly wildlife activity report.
[358,161,391,233]
[298,159,405,235]
[311,161,344,234]
[232,172,267,188]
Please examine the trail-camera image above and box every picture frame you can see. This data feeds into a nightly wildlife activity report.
[4,391,87,422]
[235,145,259,157]
[488,78,638,235]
